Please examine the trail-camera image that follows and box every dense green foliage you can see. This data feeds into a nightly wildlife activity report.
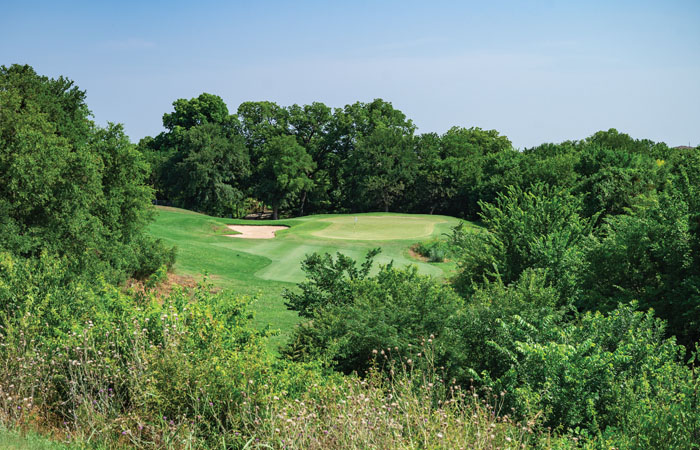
[142,95,517,219]
[3,65,700,448]
[284,254,462,374]
[453,183,593,301]
[285,252,700,446]
[0,252,320,447]
[0,64,173,282]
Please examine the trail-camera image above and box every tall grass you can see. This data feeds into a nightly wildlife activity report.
[0,269,553,449]
[240,357,540,449]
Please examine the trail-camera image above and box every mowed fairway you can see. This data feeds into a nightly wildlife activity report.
[147,207,473,348]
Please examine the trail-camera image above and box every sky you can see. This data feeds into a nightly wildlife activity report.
[2,0,699,148]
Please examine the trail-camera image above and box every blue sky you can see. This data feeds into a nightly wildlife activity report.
[2,0,699,148]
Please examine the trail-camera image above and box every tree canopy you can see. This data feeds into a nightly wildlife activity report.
[0,64,172,282]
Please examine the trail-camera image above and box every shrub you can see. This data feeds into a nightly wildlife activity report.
[284,260,463,375]
[487,302,699,445]
[283,248,380,319]
[414,238,452,262]
[452,183,593,303]
[0,252,273,447]
[579,192,700,348]
[443,269,566,388]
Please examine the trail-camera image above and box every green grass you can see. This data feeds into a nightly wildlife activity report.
[147,207,475,349]
[310,215,439,240]
[0,428,69,449]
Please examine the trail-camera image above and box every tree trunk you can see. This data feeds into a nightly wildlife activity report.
[273,204,279,220]
[299,191,307,217]
[430,205,435,215]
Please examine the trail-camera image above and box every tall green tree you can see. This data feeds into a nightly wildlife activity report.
[257,135,315,219]
[440,126,514,218]
[331,99,415,209]
[348,126,416,212]
[411,132,453,214]
[0,64,171,281]
[143,93,249,216]
[161,123,250,216]
[163,92,233,130]
[287,102,334,215]
[237,100,289,160]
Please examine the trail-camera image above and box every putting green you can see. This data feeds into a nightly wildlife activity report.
[311,216,444,240]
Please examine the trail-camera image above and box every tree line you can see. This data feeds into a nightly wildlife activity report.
[139,93,513,219]
[140,93,693,227]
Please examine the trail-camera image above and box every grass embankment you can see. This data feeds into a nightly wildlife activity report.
[147,207,472,348]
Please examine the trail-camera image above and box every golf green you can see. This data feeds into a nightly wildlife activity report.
[311,215,444,240]
[147,207,475,348]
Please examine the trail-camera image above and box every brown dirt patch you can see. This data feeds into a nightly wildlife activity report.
[225,225,289,239]
[408,246,430,262]
[124,272,201,298]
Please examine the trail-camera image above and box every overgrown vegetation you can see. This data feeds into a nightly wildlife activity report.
[2,64,700,448]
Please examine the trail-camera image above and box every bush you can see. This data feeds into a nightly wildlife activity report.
[579,192,700,348]
[283,248,380,319]
[414,238,452,262]
[443,269,566,388]
[284,256,463,375]
[452,183,593,303]
[0,252,273,447]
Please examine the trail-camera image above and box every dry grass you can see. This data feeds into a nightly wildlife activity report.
[237,344,542,450]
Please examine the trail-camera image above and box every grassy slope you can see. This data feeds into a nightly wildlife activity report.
[147,207,474,348]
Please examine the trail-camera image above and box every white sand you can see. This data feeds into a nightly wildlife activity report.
[225,224,288,239]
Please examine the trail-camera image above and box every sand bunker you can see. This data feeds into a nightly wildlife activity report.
[225,225,288,239]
